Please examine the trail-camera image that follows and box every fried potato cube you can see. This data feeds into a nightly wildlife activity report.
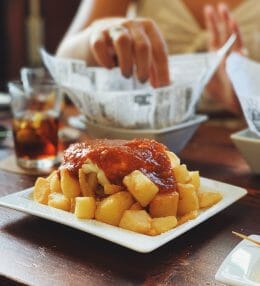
[177,183,199,216]
[82,160,99,174]
[33,177,51,205]
[177,210,199,225]
[149,192,179,218]
[104,184,122,195]
[166,151,180,168]
[48,193,71,211]
[82,160,110,186]
[75,197,96,219]
[129,202,143,210]
[95,191,134,226]
[189,171,200,191]
[49,171,62,193]
[46,170,56,182]
[151,216,178,235]
[96,169,110,187]
[119,210,151,234]
[79,169,97,197]
[198,191,222,209]
[173,164,191,184]
[123,170,159,207]
[60,168,81,198]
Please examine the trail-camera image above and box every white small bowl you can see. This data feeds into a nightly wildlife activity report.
[85,114,207,153]
[231,129,260,174]
[215,234,260,286]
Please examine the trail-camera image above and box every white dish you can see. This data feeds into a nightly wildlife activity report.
[69,114,208,153]
[0,177,246,253]
[0,92,11,107]
[231,129,260,174]
[215,234,260,286]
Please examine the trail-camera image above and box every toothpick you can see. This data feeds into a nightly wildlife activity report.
[232,231,260,246]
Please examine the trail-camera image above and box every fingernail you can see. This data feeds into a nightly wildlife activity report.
[204,5,214,15]
[218,2,228,11]
[107,63,116,69]
[204,4,213,11]
[139,77,148,84]
[123,73,133,79]
[122,69,133,78]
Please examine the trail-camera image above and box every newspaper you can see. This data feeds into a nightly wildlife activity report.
[41,35,236,129]
[226,53,260,137]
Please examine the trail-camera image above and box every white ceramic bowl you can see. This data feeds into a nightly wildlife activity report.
[231,129,260,174]
[85,114,207,153]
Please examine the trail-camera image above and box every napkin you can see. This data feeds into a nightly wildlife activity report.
[0,154,48,175]
[226,53,260,137]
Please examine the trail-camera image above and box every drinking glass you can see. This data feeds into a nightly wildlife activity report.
[20,67,47,91]
[8,80,62,170]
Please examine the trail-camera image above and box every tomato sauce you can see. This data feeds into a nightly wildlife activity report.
[62,139,177,192]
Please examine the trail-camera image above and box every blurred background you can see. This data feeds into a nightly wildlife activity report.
[0,0,81,90]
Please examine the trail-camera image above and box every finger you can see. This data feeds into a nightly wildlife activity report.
[150,62,159,87]
[108,26,134,78]
[204,5,220,50]
[125,21,151,83]
[141,19,170,87]
[229,18,244,52]
[89,31,116,68]
[218,3,232,44]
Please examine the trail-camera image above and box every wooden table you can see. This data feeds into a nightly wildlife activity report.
[0,111,259,286]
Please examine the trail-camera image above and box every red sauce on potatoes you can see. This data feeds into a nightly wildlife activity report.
[62,139,177,192]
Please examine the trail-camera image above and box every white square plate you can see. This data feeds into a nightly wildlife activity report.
[215,235,260,285]
[0,177,247,253]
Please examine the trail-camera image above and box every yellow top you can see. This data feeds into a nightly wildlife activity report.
[136,0,260,61]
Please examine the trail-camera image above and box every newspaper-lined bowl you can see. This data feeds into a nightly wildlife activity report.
[57,53,217,128]
[66,75,195,129]
[42,37,235,129]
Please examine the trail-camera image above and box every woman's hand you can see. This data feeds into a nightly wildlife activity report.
[57,18,170,88]
[204,3,245,114]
